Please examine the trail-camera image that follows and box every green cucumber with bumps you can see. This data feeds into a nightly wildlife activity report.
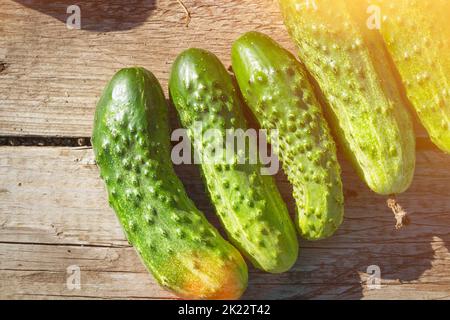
[169,48,298,273]
[92,67,248,299]
[232,31,344,240]
[279,0,416,195]
[368,0,450,153]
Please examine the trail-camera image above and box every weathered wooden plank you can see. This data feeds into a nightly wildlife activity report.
[0,146,449,299]
[1,241,449,299]
[1,147,449,246]
[0,0,294,137]
[0,0,430,139]
[1,241,449,300]
[0,243,177,299]
[0,148,125,246]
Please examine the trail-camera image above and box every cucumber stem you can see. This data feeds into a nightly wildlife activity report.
[387,197,409,230]
[176,0,191,27]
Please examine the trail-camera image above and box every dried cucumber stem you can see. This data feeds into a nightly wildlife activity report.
[176,0,191,27]
[387,197,409,230]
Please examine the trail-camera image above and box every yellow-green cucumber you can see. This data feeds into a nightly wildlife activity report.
[368,0,450,153]
[279,0,416,197]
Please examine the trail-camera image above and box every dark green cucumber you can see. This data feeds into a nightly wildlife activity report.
[232,31,344,240]
[368,0,450,153]
[92,67,247,299]
[169,49,298,273]
[279,0,416,195]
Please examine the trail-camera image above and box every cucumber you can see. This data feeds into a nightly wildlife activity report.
[231,31,344,240]
[279,0,416,195]
[169,49,299,272]
[92,67,248,299]
[368,0,450,153]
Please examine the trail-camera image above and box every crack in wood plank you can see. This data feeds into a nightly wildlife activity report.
[0,240,130,249]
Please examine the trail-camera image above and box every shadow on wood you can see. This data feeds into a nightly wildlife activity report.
[13,0,157,32]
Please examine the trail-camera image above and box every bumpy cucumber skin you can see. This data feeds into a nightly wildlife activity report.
[92,67,248,299]
[368,0,450,154]
[169,49,299,272]
[231,32,344,240]
[279,0,416,195]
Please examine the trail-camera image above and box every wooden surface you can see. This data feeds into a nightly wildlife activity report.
[0,0,296,137]
[1,147,450,299]
[0,0,449,300]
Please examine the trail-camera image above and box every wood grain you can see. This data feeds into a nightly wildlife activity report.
[0,0,429,139]
[0,0,448,301]
[1,146,449,299]
[0,0,295,137]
